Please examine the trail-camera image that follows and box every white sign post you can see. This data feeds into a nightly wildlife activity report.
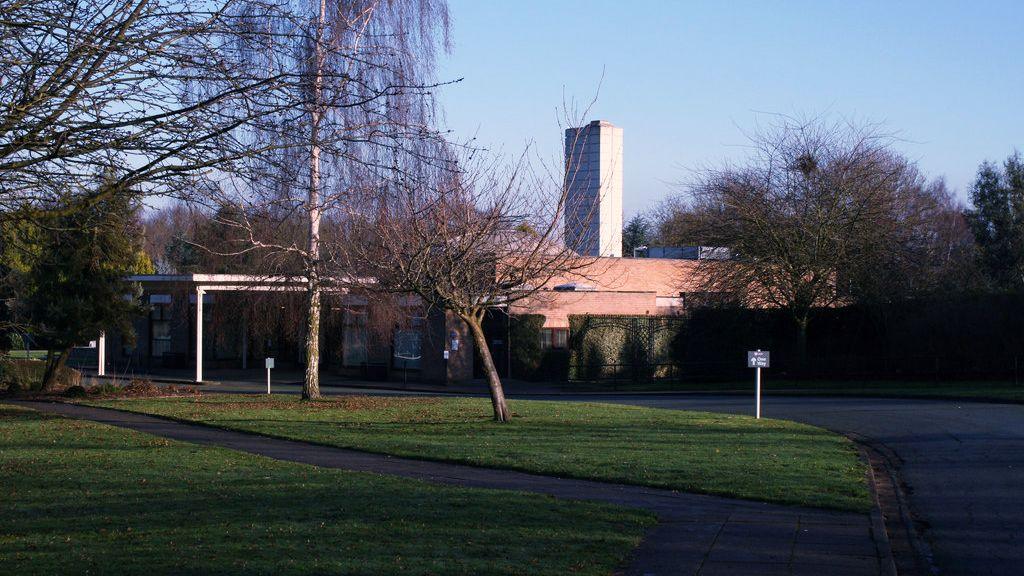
[747,350,770,419]
[265,357,274,395]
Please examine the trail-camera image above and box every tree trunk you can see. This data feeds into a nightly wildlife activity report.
[302,281,322,400]
[42,346,72,392]
[465,315,511,422]
[301,0,327,402]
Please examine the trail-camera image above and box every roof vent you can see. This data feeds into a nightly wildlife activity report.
[553,282,597,292]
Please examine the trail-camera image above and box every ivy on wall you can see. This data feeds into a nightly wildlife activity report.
[568,315,686,381]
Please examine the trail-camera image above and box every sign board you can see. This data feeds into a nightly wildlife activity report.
[443,350,450,360]
[393,331,422,362]
[265,357,275,369]
[747,350,770,368]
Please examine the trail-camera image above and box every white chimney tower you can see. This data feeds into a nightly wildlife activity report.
[564,120,623,257]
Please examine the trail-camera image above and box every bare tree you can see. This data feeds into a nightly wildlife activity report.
[340,132,600,421]
[0,0,294,221]
[187,0,451,399]
[675,116,950,361]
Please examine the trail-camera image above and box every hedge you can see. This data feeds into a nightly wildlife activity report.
[568,315,686,382]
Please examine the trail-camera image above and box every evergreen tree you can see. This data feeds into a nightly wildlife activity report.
[966,152,1024,290]
[26,183,151,389]
[622,215,651,257]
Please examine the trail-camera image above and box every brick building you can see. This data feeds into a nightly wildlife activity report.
[91,120,726,384]
[92,256,706,385]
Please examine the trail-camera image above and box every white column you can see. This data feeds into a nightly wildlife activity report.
[97,331,106,376]
[195,287,204,383]
[755,366,762,419]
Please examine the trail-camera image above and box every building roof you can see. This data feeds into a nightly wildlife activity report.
[540,257,705,297]
[125,274,366,292]
[128,258,710,299]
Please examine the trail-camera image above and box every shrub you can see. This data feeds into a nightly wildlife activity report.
[1,358,45,391]
[63,385,87,398]
[122,379,161,396]
[6,332,24,352]
[84,379,198,399]
[52,365,82,389]
[509,315,545,379]
[87,382,121,396]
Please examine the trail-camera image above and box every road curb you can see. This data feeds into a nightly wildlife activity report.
[856,441,898,576]
[850,433,938,576]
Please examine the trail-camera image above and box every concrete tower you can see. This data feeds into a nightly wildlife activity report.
[564,120,623,257]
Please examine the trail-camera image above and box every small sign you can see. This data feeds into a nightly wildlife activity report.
[451,339,459,351]
[443,350,450,360]
[265,357,274,395]
[747,350,770,368]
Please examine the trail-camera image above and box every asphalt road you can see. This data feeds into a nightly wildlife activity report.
[583,394,1024,576]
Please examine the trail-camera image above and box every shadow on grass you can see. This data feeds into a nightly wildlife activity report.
[1,410,651,576]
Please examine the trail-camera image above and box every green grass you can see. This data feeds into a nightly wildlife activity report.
[763,379,1024,402]
[0,404,652,575]
[1,350,49,361]
[574,379,1024,402]
[85,395,871,512]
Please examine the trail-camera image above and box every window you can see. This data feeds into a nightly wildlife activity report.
[149,296,172,358]
[342,310,368,366]
[540,328,568,350]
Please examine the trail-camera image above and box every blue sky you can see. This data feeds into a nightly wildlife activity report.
[434,0,1024,218]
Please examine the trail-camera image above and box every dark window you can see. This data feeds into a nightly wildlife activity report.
[540,328,569,349]
[150,302,172,358]
[342,310,368,366]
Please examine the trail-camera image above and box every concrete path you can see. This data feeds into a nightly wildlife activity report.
[13,401,888,576]
[595,395,1024,576]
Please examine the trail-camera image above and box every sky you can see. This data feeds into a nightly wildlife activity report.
[433,0,1024,219]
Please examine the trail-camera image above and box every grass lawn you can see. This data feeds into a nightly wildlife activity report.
[763,379,1024,402]
[85,395,871,512]
[1,350,49,361]
[577,379,1024,402]
[0,404,652,576]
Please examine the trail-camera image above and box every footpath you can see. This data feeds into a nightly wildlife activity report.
[14,400,892,576]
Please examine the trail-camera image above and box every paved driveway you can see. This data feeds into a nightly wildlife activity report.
[586,395,1024,576]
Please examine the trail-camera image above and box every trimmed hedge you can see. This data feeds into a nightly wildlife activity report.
[568,315,686,382]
